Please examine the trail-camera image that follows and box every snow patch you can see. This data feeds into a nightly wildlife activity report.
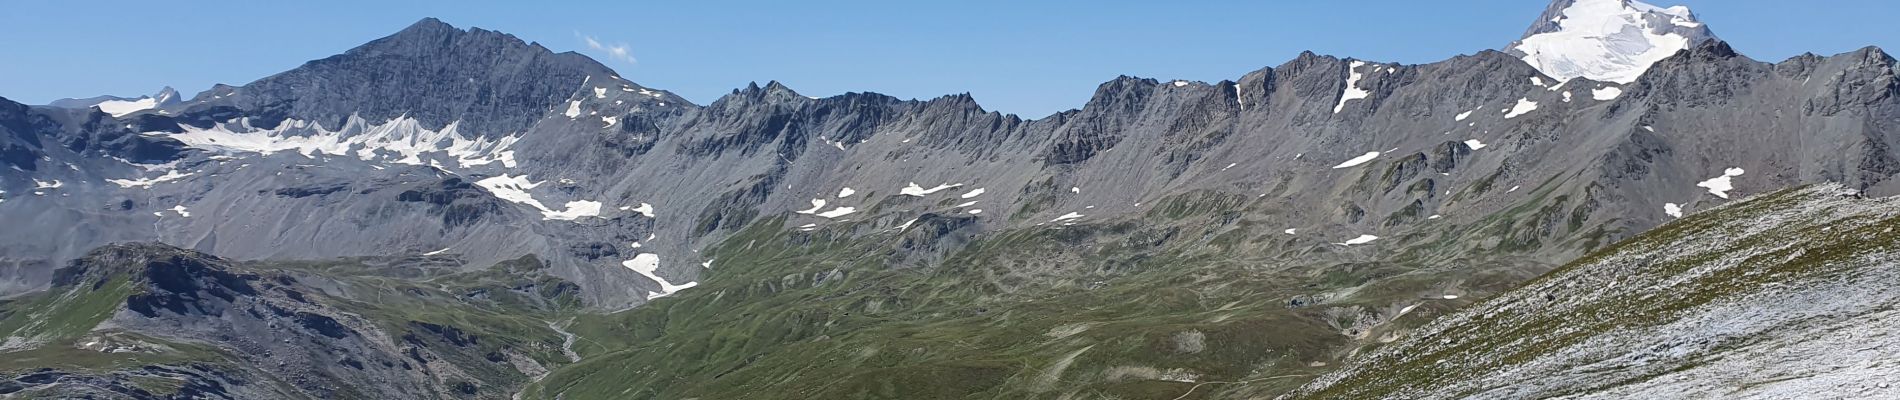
[94,98,159,117]
[1593,86,1624,100]
[622,254,698,300]
[110,170,194,188]
[1664,203,1683,218]
[473,174,603,221]
[1503,98,1539,119]
[959,187,986,199]
[837,187,856,198]
[564,101,582,118]
[795,199,828,214]
[900,182,963,196]
[1334,61,1371,113]
[1464,139,1488,150]
[1697,167,1746,199]
[1332,152,1381,169]
[1337,235,1380,246]
[815,207,857,218]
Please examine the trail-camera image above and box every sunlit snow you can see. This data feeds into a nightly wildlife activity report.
[1503,98,1539,119]
[1592,86,1624,100]
[796,199,827,214]
[1333,61,1371,113]
[95,98,159,117]
[622,253,698,300]
[1337,235,1380,246]
[1697,167,1746,198]
[900,182,963,196]
[815,207,857,218]
[163,116,519,168]
[1332,152,1381,169]
[1511,0,1704,83]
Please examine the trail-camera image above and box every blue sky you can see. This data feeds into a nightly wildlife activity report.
[3,0,1895,118]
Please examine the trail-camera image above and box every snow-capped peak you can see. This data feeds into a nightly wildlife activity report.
[1507,0,1717,84]
[54,86,185,117]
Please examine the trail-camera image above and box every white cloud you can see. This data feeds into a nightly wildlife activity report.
[580,33,637,65]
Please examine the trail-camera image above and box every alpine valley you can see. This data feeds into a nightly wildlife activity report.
[4,0,1899,398]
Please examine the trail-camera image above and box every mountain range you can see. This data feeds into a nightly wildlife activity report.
[3,0,1898,398]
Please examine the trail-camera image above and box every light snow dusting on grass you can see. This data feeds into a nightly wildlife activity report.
[1332,152,1381,169]
[1697,167,1746,198]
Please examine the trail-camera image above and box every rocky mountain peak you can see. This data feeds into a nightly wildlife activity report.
[1508,0,1718,83]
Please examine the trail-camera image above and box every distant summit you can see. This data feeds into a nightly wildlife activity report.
[47,86,181,116]
[1507,0,1718,83]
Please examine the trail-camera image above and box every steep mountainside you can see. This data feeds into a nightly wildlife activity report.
[2,0,1899,398]
[1285,184,1900,399]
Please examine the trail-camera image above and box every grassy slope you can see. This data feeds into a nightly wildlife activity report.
[525,187,1577,399]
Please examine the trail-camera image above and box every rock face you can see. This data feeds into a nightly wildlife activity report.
[1284,184,1900,399]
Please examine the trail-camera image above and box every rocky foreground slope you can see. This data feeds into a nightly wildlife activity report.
[1286,184,1900,399]
[0,243,583,399]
